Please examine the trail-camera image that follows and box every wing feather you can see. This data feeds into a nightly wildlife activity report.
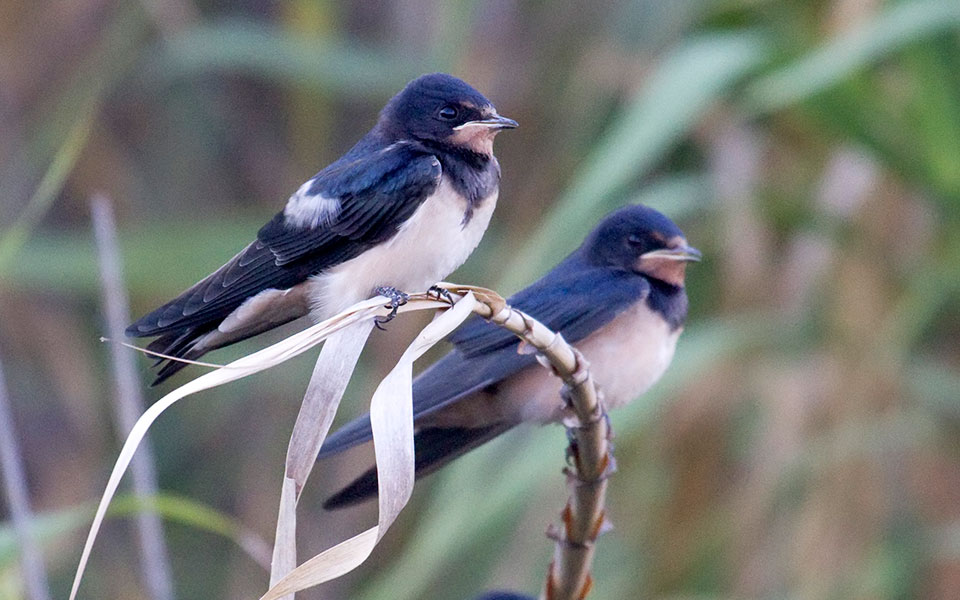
[258,144,441,264]
[319,265,649,457]
[128,142,441,337]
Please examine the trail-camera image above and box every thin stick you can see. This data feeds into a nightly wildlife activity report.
[91,194,175,600]
[441,287,611,600]
[99,337,227,369]
[0,355,53,600]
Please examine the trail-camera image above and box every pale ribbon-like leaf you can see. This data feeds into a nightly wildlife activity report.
[270,320,374,596]
[270,476,298,598]
[68,294,447,600]
[259,292,479,600]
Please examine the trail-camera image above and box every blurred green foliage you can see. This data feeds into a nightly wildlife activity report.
[1,0,959,599]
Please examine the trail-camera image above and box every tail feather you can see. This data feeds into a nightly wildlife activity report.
[317,415,375,459]
[147,328,201,366]
[137,296,306,386]
[145,326,214,386]
[322,424,511,510]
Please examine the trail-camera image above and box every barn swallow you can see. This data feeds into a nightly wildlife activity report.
[126,73,517,385]
[317,204,700,508]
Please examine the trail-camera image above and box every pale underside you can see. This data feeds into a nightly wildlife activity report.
[421,300,682,429]
[189,176,497,354]
[309,177,497,318]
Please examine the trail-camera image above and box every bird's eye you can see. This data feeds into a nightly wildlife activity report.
[627,234,645,248]
[438,105,459,121]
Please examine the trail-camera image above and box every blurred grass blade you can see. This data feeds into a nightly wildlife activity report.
[627,173,712,221]
[0,217,268,297]
[129,494,273,569]
[1,0,143,208]
[502,32,769,290]
[903,42,960,196]
[907,361,960,417]
[261,294,479,600]
[0,356,52,600]
[0,494,271,570]
[746,0,960,113]
[877,237,960,362]
[91,195,174,600]
[148,19,422,95]
[0,109,95,272]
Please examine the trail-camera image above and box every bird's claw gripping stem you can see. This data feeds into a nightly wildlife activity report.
[374,286,410,330]
[427,285,456,306]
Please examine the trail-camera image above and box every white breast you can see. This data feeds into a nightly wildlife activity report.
[500,302,681,424]
[577,302,680,411]
[310,177,497,318]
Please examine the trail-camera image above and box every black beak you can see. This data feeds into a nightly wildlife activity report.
[455,114,519,130]
[639,245,702,262]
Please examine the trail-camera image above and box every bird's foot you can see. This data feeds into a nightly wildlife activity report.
[427,284,456,306]
[374,286,410,330]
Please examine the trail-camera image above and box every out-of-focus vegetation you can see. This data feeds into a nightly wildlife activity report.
[1,0,959,598]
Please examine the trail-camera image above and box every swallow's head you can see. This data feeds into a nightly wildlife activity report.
[382,73,517,155]
[584,204,701,287]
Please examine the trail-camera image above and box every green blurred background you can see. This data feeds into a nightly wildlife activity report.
[2,0,960,598]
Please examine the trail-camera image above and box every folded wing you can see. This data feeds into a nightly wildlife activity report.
[127,142,442,384]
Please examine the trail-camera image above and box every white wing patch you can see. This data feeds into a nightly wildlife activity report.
[284,179,341,228]
[308,177,497,319]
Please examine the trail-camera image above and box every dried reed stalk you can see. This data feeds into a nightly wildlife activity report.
[449,289,610,600]
[91,194,174,600]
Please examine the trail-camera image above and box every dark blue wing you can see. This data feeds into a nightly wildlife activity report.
[449,265,649,358]
[127,240,311,334]
[258,143,442,265]
[129,143,441,337]
[412,266,649,415]
[318,264,649,457]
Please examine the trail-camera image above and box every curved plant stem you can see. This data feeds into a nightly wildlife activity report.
[440,286,611,600]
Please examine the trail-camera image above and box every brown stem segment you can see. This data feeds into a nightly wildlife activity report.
[438,286,611,600]
[541,349,612,600]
